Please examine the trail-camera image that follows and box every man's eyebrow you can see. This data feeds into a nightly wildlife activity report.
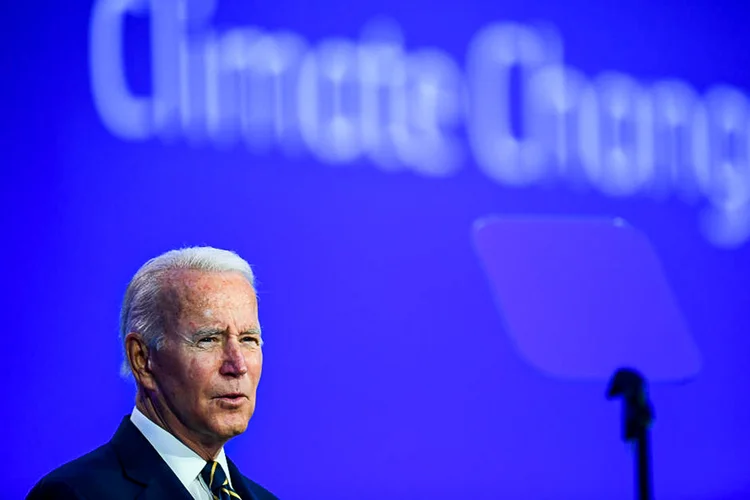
[192,327,226,337]
[192,327,262,337]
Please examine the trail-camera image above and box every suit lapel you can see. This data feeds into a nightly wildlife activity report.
[110,416,195,500]
[227,457,257,500]
[133,478,194,500]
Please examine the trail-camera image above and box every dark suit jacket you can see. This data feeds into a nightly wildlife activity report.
[27,416,278,500]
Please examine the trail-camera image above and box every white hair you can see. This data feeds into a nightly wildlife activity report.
[119,246,256,377]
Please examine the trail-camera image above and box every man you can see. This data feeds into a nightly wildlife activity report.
[28,247,278,499]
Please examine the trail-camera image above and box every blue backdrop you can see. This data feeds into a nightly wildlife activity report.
[3,0,750,499]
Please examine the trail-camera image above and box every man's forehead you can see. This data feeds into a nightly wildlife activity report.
[160,269,256,305]
[161,268,250,287]
[158,269,258,335]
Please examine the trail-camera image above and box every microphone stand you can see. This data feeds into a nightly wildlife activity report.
[606,368,655,500]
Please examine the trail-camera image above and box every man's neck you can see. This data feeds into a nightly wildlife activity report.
[135,391,223,461]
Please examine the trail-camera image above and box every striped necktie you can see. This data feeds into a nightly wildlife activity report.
[200,461,242,500]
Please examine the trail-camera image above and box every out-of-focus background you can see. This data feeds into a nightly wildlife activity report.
[3,0,750,498]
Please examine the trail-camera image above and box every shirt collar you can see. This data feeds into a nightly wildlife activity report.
[130,406,233,490]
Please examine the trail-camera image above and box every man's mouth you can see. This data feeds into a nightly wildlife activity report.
[216,392,246,400]
[215,393,247,407]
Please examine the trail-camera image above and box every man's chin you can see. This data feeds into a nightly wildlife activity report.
[212,414,252,438]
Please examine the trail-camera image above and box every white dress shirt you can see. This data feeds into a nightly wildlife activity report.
[130,407,234,500]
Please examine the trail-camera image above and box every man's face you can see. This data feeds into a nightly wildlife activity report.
[149,270,262,447]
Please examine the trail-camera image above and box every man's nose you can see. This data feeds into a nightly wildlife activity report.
[220,338,248,377]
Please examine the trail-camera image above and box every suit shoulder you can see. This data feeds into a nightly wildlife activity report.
[27,478,80,500]
[27,442,120,497]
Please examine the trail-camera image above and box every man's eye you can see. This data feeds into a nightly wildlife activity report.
[242,336,261,345]
[198,336,218,344]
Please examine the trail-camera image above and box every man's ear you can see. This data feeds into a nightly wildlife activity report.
[125,332,157,391]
